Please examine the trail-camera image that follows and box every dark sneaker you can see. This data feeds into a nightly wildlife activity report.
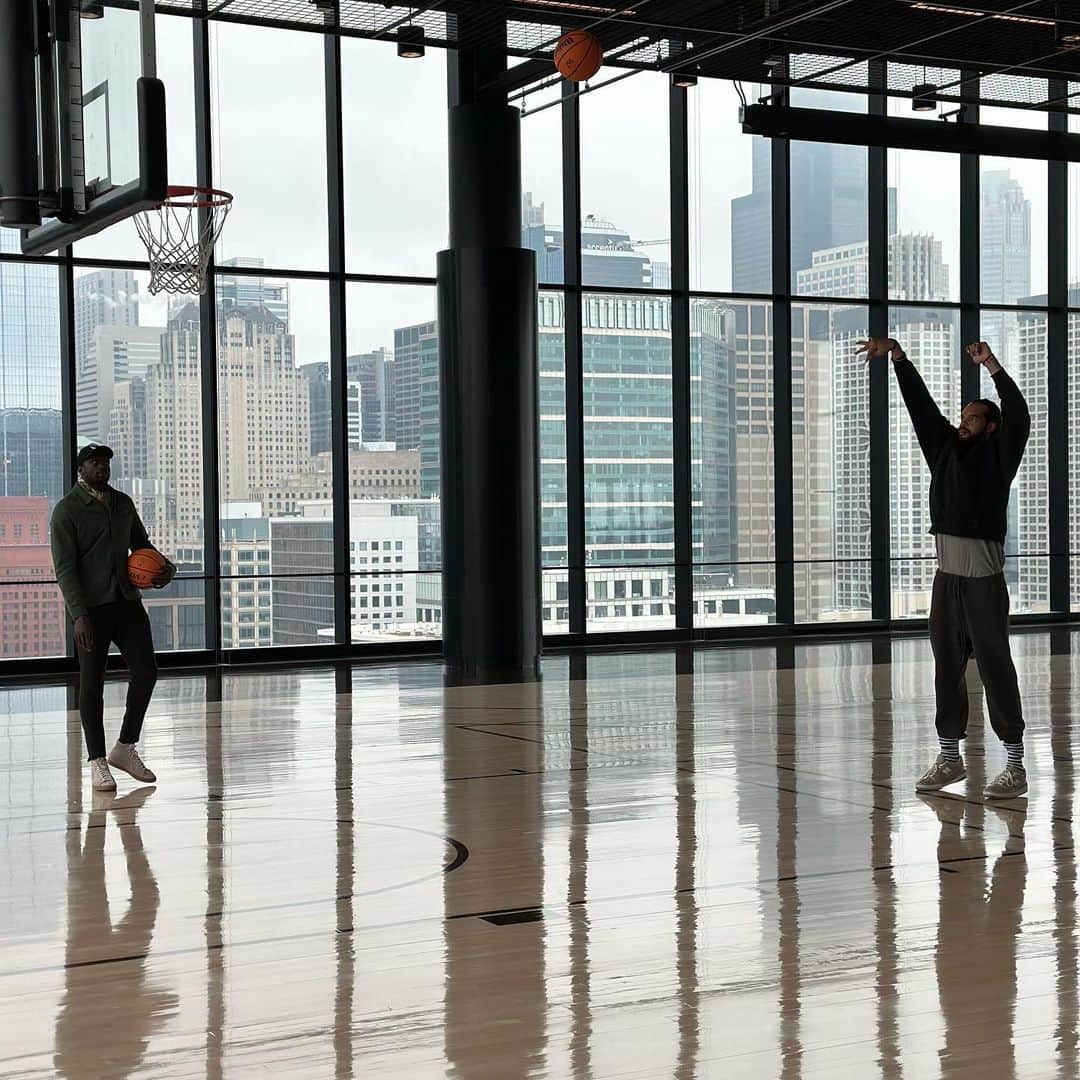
[984,766,1027,800]
[915,754,966,792]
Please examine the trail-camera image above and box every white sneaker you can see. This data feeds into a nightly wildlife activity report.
[89,757,117,792]
[108,742,157,784]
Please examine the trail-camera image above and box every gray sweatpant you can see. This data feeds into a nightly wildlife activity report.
[928,571,1024,745]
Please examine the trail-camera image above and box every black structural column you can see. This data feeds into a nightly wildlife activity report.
[0,0,41,228]
[438,30,541,684]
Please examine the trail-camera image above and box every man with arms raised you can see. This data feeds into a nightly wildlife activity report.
[856,338,1030,800]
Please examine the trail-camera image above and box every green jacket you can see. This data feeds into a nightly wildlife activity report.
[50,484,154,619]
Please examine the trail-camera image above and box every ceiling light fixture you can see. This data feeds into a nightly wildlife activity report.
[910,3,1056,29]
[671,70,697,88]
[522,0,634,14]
[398,24,425,58]
[912,64,937,111]
[79,0,104,17]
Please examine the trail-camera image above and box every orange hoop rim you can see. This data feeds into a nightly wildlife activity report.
[159,184,234,209]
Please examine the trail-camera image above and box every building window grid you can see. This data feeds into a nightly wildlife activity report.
[0,51,1070,661]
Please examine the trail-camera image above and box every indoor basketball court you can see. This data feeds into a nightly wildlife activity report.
[2,1,1080,1076]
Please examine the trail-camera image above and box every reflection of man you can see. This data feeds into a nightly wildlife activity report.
[857,338,1030,800]
[54,789,177,1079]
[50,445,174,791]
[925,797,1025,1076]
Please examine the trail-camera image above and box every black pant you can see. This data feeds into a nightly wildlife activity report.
[928,571,1024,745]
[76,600,157,760]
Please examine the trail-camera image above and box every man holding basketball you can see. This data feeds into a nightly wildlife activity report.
[51,445,175,791]
[856,338,1030,800]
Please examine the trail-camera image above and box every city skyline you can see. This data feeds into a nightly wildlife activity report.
[0,91,1074,653]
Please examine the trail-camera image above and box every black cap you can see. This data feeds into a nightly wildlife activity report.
[76,444,113,467]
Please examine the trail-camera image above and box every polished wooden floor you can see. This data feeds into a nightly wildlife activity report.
[2,632,1079,1078]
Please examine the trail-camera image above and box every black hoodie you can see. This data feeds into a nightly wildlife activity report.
[892,358,1030,544]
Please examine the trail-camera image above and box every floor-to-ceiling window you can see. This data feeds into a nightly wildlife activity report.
[0,22,1074,666]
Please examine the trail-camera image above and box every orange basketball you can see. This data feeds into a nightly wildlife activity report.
[128,548,167,589]
[554,30,602,83]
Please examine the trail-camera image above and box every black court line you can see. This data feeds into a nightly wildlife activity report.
[66,951,148,970]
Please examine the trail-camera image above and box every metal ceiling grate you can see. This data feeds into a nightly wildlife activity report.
[132,0,1080,113]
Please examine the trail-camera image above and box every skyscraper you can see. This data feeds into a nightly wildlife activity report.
[77,324,162,443]
[217,257,290,327]
[74,269,138,371]
[792,231,952,618]
[392,320,440,500]
[347,347,395,444]
[145,299,311,561]
[0,230,64,657]
[731,140,890,293]
[981,171,1031,306]
[301,361,332,456]
[520,196,667,289]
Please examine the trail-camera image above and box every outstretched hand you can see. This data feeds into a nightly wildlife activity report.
[855,338,898,365]
[966,341,1000,372]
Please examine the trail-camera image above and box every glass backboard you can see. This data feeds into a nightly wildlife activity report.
[21,0,166,254]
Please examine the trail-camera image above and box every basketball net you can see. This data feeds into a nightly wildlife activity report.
[134,186,233,296]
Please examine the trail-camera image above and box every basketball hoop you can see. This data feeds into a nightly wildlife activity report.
[134,185,233,295]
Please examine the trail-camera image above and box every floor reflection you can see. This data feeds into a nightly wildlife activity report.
[4,635,1080,1075]
[55,788,176,1080]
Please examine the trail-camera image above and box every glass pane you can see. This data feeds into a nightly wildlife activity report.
[890,558,935,621]
[217,276,330,646]
[887,147,957,302]
[219,575,334,648]
[981,311,1048,614]
[0,240,65,659]
[346,282,440,641]
[541,567,568,635]
[689,79,770,293]
[521,83,563,287]
[793,303,870,622]
[352,571,441,642]
[342,38,447,277]
[796,562,872,623]
[692,299,773,596]
[74,15,197,260]
[580,73,670,289]
[694,567,776,626]
[888,307,960,619]
[211,24,328,270]
[539,291,567,568]
[74,268,204,585]
[789,68,869,111]
[144,578,206,650]
[980,162,1046,303]
[583,292,673,578]
[585,566,675,632]
[980,79,1049,130]
[791,141,868,298]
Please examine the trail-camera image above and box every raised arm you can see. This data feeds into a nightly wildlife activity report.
[971,343,1030,479]
[857,337,953,465]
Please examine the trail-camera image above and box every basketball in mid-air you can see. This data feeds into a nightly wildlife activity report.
[128,548,168,589]
[554,30,602,82]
